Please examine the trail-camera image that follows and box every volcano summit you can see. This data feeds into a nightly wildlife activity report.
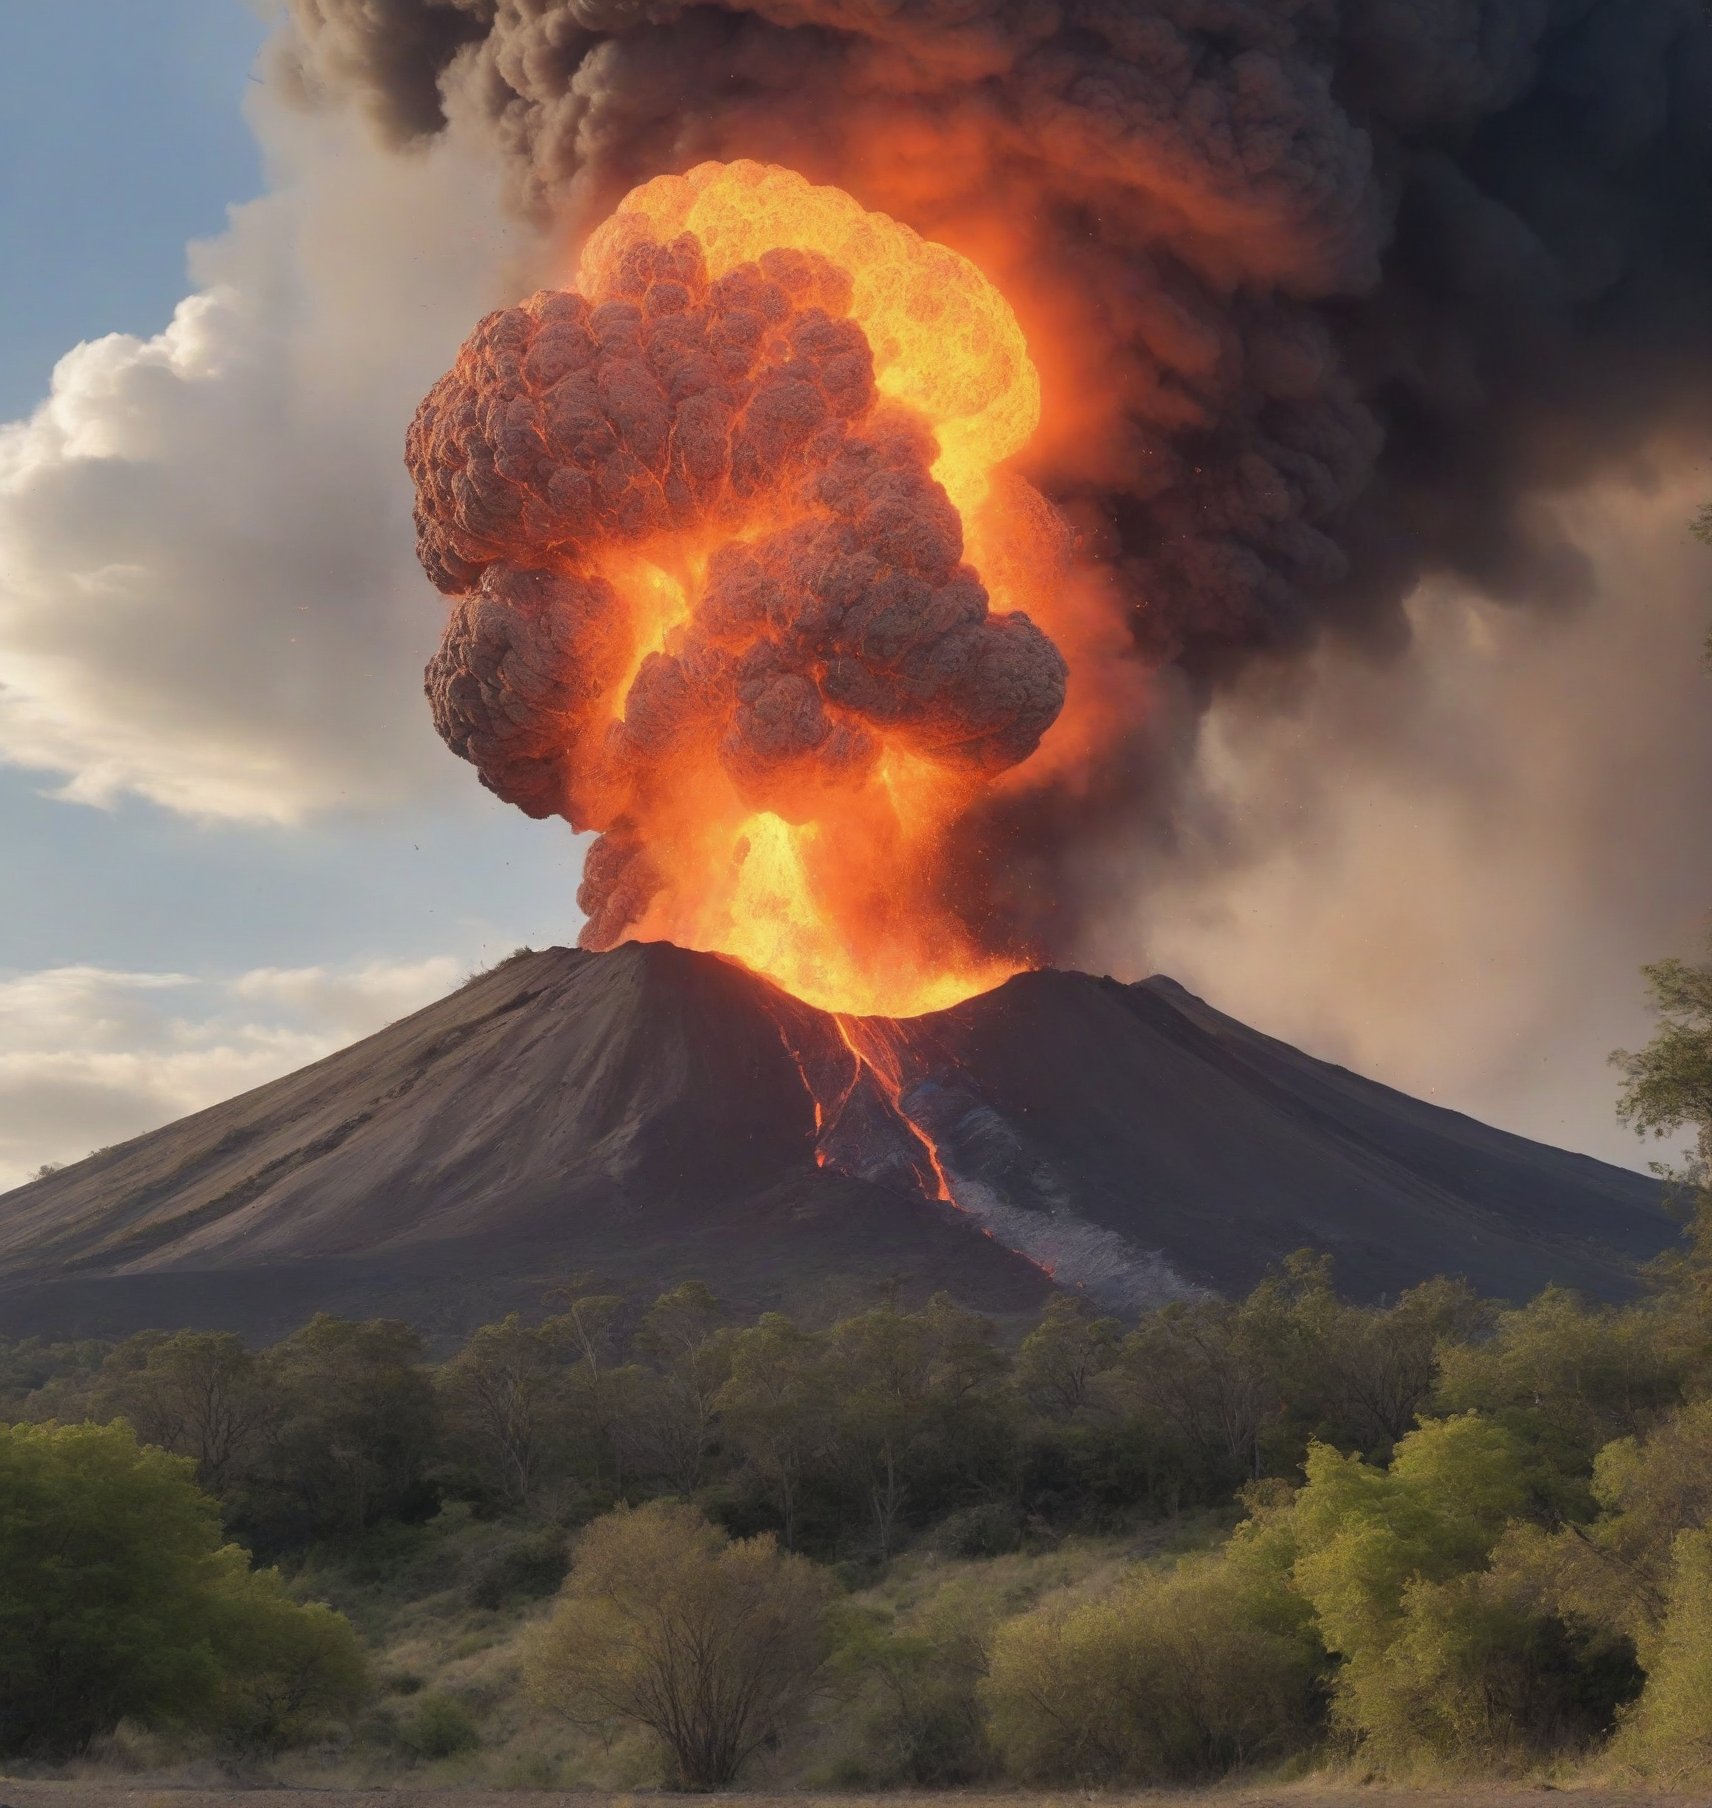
[0,945,1674,1343]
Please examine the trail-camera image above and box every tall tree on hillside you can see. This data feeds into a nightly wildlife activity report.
[717,1314,832,1550]
[1617,937,1712,1243]
[93,1331,273,1498]
[631,1282,733,1494]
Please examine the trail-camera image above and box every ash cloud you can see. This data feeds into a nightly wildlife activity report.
[409,230,1065,942]
[283,0,1712,957]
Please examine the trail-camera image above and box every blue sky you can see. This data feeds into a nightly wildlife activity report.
[0,3,575,983]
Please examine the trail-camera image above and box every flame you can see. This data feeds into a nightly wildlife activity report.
[567,162,1061,1017]
[577,160,1039,520]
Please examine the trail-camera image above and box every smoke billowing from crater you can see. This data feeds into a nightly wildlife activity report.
[407,162,1072,1013]
[294,0,1712,971]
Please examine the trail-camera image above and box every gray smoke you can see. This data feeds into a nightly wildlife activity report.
[280,0,1712,957]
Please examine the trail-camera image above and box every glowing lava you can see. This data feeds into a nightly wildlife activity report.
[409,160,1069,1017]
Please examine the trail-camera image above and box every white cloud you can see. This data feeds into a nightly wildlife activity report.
[0,85,536,823]
[0,954,465,1189]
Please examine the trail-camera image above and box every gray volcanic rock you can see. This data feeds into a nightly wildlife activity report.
[0,944,1677,1341]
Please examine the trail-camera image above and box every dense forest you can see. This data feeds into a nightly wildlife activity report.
[3,933,1712,1788]
[4,1235,1711,1786]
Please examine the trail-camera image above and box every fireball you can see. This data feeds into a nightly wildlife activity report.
[406,161,1066,1016]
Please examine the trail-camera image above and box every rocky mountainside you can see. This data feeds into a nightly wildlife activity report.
[0,943,1676,1341]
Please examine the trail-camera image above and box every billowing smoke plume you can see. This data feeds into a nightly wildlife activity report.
[407,226,1065,947]
[287,0,1712,956]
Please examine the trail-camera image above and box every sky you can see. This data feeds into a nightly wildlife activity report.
[0,3,582,1187]
[0,3,1702,1193]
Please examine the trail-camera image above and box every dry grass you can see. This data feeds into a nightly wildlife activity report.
[0,1784,1688,1806]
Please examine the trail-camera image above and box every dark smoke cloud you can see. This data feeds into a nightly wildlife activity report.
[408,232,1066,941]
[287,0,1712,952]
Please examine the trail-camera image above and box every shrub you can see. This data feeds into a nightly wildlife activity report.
[399,1692,481,1760]
[1612,1528,1712,1783]
[842,1579,998,1784]
[1288,1414,1623,1771]
[526,1499,832,1786]
[982,1534,1321,1783]
[934,1501,1023,1558]
[464,1526,568,1610]
[0,1420,364,1757]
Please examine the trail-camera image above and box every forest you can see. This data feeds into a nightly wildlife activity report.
[3,1236,1711,1789]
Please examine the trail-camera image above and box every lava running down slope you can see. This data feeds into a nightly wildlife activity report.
[409,160,1083,1017]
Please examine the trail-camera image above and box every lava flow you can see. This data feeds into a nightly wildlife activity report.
[774,1006,960,1206]
[406,160,1071,1018]
[771,998,1053,1278]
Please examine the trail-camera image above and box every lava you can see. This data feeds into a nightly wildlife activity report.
[771,1001,960,1207]
[407,160,1071,1018]
[830,1014,956,1205]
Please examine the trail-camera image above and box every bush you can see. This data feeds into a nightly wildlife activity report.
[526,1499,832,1786]
[398,1691,481,1760]
[934,1501,1023,1558]
[1288,1415,1622,1771]
[841,1579,998,1785]
[464,1526,568,1610]
[982,1535,1322,1783]
[0,1420,364,1757]
[1612,1528,1712,1783]
[214,1572,370,1754]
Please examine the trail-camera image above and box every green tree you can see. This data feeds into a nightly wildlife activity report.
[1275,1264,1486,1459]
[94,1330,273,1497]
[1287,1415,1620,1769]
[1611,1528,1712,1783]
[717,1313,831,1549]
[438,1312,591,1513]
[824,1294,1007,1556]
[1518,1396,1712,1645]
[630,1282,733,1494]
[1615,930,1712,1282]
[0,1420,363,1757]
[1013,1293,1120,1415]
[1104,1288,1286,1491]
[211,1571,369,1754]
[1434,1287,1686,1483]
[526,1500,832,1787]
[243,1315,438,1548]
[839,1576,999,1784]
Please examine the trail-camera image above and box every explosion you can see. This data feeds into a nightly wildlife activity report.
[408,161,1069,1015]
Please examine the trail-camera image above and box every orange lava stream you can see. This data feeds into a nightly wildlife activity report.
[832,1015,957,1204]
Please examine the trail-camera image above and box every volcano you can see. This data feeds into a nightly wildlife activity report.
[0,944,1676,1343]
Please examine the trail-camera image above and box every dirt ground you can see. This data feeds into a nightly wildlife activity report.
[0,1787,1697,1808]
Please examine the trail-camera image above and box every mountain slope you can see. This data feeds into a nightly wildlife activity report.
[0,944,1675,1340]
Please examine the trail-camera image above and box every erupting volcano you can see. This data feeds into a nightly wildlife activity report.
[409,160,1077,1016]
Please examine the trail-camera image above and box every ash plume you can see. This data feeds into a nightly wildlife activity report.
[408,231,1066,943]
[288,0,1712,954]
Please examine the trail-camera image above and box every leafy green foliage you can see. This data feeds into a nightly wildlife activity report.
[1284,1416,1631,1770]
[397,1690,481,1760]
[1612,1528,1712,1781]
[0,1420,363,1757]
[983,1529,1321,1782]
